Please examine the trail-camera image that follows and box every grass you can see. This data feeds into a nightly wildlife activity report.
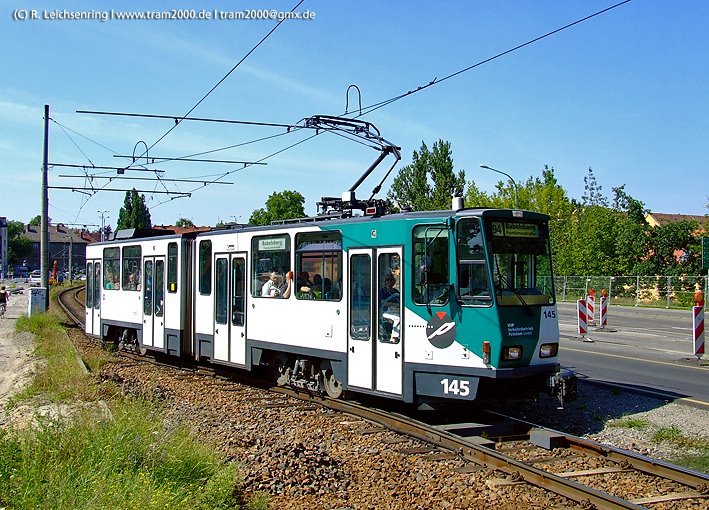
[12,312,96,403]
[604,417,709,474]
[652,426,709,474]
[608,416,649,430]
[1,311,269,509]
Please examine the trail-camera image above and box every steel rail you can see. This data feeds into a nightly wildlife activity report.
[566,435,709,492]
[57,285,85,327]
[486,409,709,492]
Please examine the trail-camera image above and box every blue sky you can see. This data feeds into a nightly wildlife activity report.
[2,0,708,230]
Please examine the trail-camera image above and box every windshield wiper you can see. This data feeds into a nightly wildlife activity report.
[494,258,533,316]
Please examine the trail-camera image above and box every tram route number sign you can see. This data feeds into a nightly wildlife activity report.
[703,237,709,270]
[491,221,540,238]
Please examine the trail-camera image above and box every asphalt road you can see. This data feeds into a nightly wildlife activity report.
[556,301,709,406]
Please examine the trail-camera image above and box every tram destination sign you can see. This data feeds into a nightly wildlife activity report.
[491,221,540,238]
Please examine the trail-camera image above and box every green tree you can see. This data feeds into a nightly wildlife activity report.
[116,189,152,230]
[249,190,305,226]
[28,215,41,226]
[523,166,578,275]
[577,206,623,274]
[387,140,466,211]
[175,218,195,228]
[645,220,702,276]
[611,185,649,274]
[7,220,31,266]
[582,167,608,207]
[462,180,492,209]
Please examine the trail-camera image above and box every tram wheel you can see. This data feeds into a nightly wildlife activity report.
[322,368,343,399]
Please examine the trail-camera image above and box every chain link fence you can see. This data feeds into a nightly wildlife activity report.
[547,275,708,309]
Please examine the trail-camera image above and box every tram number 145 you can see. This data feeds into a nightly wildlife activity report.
[440,378,470,397]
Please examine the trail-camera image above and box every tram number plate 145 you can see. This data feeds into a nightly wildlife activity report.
[441,378,470,396]
[414,373,479,400]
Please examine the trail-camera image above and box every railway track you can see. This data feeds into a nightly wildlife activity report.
[57,286,709,509]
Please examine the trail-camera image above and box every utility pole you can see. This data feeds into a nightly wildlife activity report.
[98,210,109,242]
[41,104,50,311]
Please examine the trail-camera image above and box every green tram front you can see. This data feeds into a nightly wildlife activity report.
[409,209,575,404]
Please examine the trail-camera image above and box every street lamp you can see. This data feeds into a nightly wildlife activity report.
[98,210,109,242]
[480,164,519,208]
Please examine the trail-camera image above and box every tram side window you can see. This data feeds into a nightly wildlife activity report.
[412,225,449,305]
[215,258,228,324]
[456,217,491,305]
[93,262,101,309]
[295,232,342,301]
[103,247,120,290]
[122,246,141,291]
[349,254,371,340]
[232,258,245,326]
[251,235,290,297]
[411,225,450,305]
[199,240,212,295]
[85,262,93,308]
[167,242,178,293]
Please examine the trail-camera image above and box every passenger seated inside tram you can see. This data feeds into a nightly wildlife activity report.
[261,271,281,297]
[312,274,323,298]
[379,273,401,341]
[278,271,293,299]
[379,273,400,308]
[125,272,138,291]
[297,271,313,288]
[323,277,333,299]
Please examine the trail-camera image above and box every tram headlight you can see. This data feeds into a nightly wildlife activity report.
[502,346,522,360]
[482,341,490,364]
[539,343,558,358]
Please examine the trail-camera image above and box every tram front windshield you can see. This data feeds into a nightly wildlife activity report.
[457,217,555,307]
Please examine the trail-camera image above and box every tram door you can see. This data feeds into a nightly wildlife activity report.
[213,254,247,366]
[85,260,101,337]
[347,247,403,395]
[142,257,165,349]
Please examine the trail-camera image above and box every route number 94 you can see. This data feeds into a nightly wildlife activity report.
[440,378,470,397]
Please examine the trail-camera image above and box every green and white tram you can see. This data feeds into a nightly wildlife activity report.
[86,204,575,405]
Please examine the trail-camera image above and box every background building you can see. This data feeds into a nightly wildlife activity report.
[23,223,88,274]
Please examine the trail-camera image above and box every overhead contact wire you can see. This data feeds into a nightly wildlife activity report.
[355,0,634,118]
[138,0,306,163]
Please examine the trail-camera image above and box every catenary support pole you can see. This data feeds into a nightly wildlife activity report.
[41,104,50,311]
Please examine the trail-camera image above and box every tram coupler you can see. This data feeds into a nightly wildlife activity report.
[547,369,577,408]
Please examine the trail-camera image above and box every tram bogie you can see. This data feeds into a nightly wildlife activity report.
[85,207,576,405]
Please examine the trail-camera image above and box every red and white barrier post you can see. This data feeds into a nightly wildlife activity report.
[586,291,596,323]
[599,295,608,328]
[577,299,587,337]
[693,306,705,359]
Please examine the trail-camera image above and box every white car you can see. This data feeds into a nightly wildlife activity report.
[27,271,42,286]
